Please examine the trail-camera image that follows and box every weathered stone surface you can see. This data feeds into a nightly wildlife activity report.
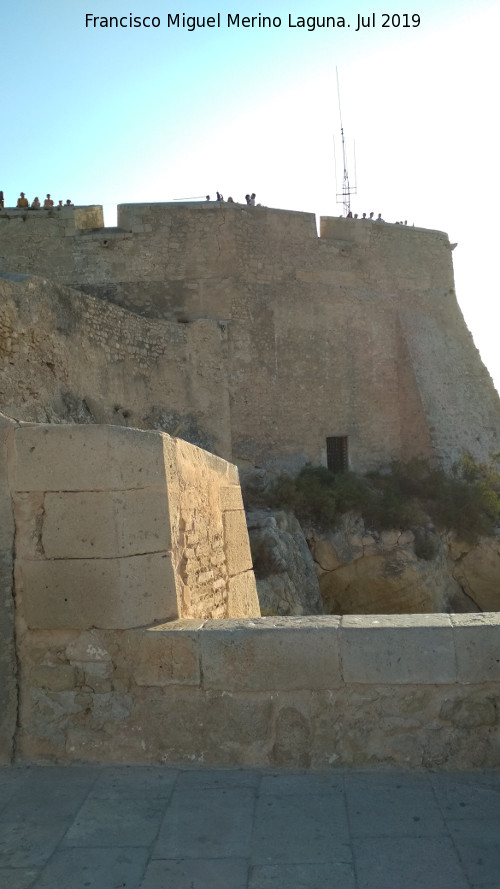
[9,423,259,629]
[12,617,500,767]
[0,549,16,763]
[0,482,14,551]
[451,613,500,683]
[164,434,258,620]
[0,414,16,763]
[12,425,170,491]
[220,485,244,511]
[310,515,474,615]
[223,510,253,577]
[19,552,179,629]
[271,706,312,768]
[12,492,45,560]
[0,276,231,460]
[439,696,497,729]
[340,614,456,684]
[42,489,171,559]
[448,536,500,611]
[200,617,341,691]
[12,424,169,493]
[227,572,261,619]
[30,664,78,692]
[65,630,113,664]
[247,509,322,616]
[123,626,201,687]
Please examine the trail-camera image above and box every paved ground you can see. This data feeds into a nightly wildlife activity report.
[1,765,500,888]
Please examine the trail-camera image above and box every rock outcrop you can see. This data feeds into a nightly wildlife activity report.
[447,536,500,611]
[245,502,500,616]
[246,509,323,616]
[308,515,476,614]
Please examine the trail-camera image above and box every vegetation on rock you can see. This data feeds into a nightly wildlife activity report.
[259,455,500,544]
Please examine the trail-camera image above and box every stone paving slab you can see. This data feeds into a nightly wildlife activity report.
[345,772,448,837]
[0,764,500,888]
[353,835,471,889]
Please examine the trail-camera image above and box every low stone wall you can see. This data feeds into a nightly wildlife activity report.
[16,614,500,769]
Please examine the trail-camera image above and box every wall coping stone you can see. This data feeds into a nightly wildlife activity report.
[137,613,500,689]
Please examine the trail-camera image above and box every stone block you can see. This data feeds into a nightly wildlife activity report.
[0,483,14,551]
[19,552,179,629]
[42,489,171,559]
[30,664,77,691]
[220,485,244,511]
[73,205,104,230]
[150,619,206,631]
[340,614,456,684]
[12,425,169,492]
[0,413,15,484]
[124,626,201,686]
[12,492,44,560]
[200,617,342,691]
[451,613,500,683]
[132,686,273,763]
[440,695,497,728]
[0,549,16,763]
[223,511,253,576]
[65,630,112,663]
[227,571,260,618]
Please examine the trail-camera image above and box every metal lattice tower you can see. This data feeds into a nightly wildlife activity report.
[335,68,357,216]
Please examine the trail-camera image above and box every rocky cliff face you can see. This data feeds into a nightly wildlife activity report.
[447,536,500,611]
[247,508,500,615]
[246,510,323,616]
[308,516,480,614]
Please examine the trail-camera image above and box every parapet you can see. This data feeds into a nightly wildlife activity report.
[13,613,500,768]
[117,201,318,239]
[0,204,104,232]
[319,214,452,247]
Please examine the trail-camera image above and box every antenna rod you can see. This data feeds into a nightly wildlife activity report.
[335,68,356,216]
[336,66,344,133]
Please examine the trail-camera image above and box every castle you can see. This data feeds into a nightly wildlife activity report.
[2,201,500,769]
[2,200,499,474]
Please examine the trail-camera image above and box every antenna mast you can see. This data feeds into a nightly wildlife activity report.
[335,68,357,216]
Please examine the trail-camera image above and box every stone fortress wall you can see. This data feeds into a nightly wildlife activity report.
[2,202,500,769]
[0,274,231,458]
[1,201,499,472]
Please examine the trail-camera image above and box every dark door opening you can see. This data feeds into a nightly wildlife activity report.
[326,436,348,473]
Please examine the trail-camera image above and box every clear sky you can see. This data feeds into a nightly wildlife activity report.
[3,1,499,393]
